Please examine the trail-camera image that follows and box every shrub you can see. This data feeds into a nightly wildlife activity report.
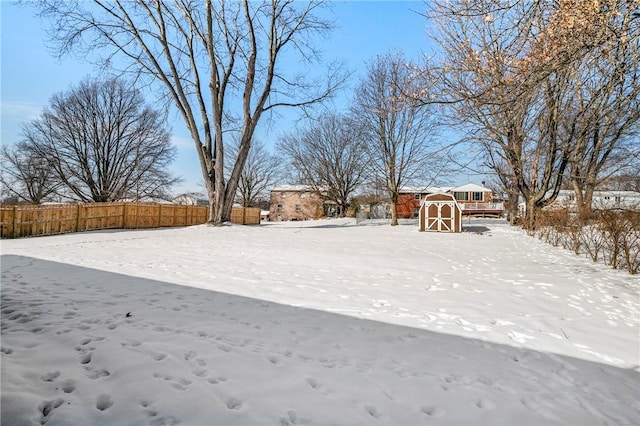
[534,208,640,275]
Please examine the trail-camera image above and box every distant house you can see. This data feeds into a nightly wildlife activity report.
[551,190,640,211]
[450,184,504,217]
[172,192,208,206]
[396,187,451,219]
[396,184,504,219]
[269,185,325,221]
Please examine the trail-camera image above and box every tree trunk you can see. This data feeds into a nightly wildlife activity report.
[524,198,538,231]
[507,188,520,225]
[582,182,596,219]
[390,194,399,226]
[572,179,596,222]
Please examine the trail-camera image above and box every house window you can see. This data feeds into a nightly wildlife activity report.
[615,196,621,202]
[472,192,483,201]
[414,194,420,201]
[295,204,301,212]
[454,192,468,201]
[413,207,420,217]
[277,204,283,212]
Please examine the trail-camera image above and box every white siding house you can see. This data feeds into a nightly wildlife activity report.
[554,190,640,210]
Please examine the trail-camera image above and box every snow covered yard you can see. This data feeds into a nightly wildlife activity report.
[1,218,639,425]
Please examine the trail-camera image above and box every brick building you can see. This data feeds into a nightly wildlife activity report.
[269,186,325,221]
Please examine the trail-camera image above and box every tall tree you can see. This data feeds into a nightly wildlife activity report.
[20,77,178,202]
[38,0,343,224]
[278,114,368,217]
[561,1,640,216]
[351,51,439,226]
[0,142,62,204]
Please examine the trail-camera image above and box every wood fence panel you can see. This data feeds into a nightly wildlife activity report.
[160,204,181,227]
[230,207,245,224]
[127,203,158,229]
[230,207,261,225]
[187,205,208,225]
[83,203,125,231]
[47,204,78,235]
[0,206,15,238]
[8,204,78,238]
[0,203,260,239]
[243,207,261,225]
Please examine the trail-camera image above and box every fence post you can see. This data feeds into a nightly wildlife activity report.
[75,204,81,232]
[11,205,17,238]
[133,203,138,229]
[158,203,162,227]
[122,203,128,229]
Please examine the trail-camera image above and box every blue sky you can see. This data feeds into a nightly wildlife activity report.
[1,1,475,194]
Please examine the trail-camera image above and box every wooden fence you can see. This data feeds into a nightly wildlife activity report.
[0,203,260,239]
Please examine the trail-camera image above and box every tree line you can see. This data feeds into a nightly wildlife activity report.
[424,0,640,229]
[2,0,638,230]
[1,78,178,204]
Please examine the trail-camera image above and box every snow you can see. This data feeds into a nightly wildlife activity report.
[451,183,491,193]
[1,218,639,425]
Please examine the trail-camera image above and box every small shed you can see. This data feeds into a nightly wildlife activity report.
[419,193,462,233]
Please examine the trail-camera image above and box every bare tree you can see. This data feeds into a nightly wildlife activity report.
[21,77,178,202]
[425,1,582,229]
[562,1,640,217]
[426,0,640,229]
[351,51,440,226]
[38,0,344,224]
[278,114,369,217]
[228,139,281,208]
[0,142,62,204]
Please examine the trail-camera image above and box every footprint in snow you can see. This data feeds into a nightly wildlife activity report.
[85,367,110,380]
[207,376,228,385]
[306,377,321,390]
[279,410,310,426]
[152,353,167,361]
[267,355,280,365]
[96,394,113,411]
[60,379,76,393]
[191,368,208,377]
[39,398,64,423]
[421,405,444,417]
[476,398,496,410]
[80,353,92,365]
[364,405,381,419]
[41,371,60,382]
[224,397,243,410]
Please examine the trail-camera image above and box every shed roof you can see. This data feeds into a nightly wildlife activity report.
[423,192,458,201]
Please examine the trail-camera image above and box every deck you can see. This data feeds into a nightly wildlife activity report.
[459,202,505,217]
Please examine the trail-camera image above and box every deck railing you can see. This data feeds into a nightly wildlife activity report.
[459,202,504,211]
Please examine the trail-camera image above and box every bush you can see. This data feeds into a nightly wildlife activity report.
[534,208,640,275]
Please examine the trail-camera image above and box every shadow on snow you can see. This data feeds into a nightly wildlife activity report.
[1,255,638,425]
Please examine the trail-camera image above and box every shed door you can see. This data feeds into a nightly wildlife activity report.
[426,201,456,232]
